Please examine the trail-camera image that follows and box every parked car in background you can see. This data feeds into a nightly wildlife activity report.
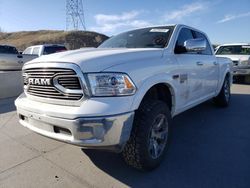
[215,43,250,81]
[22,44,67,57]
[0,45,38,71]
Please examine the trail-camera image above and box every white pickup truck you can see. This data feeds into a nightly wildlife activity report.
[215,43,250,82]
[15,24,232,170]
[0,45,37,71]
[22,44,67,57]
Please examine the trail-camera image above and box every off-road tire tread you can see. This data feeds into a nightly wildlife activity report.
[122,100,172,171]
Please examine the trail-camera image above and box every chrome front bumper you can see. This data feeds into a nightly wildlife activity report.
[17,107,134,152]
[233,66,250,75]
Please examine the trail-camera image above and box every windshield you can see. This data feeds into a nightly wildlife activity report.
[98,26,174,49]
[216,45,250,55]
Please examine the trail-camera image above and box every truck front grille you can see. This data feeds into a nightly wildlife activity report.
[23,68,83,101]
[57,77,81,89]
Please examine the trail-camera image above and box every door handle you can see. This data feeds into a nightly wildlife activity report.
[213,61,219,65]
[196,62,204,66]
[172,74,180,79]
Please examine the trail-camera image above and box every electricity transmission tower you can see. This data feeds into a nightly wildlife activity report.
[66,0,86,31]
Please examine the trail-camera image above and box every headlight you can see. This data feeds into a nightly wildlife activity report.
[240,60,250,66]
[239,57,250,66]
[87,73,136,96]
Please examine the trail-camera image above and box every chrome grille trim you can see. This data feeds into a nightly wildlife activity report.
[22,62,89,106]
[53,75,83,94]
[24,68,83,100]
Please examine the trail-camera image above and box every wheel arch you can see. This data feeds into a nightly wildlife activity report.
[217,58,233,92]
[217,70,232,95]
[131,80,176,115]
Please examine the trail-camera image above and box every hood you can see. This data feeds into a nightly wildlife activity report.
[27,48,163,72]
[216,54,250,62]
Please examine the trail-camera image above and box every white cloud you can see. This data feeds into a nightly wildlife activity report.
[217,12,250,23]
[90,3,209,35]
[90,10,151,34]
[95,11,140,25]
[163,2,206,22]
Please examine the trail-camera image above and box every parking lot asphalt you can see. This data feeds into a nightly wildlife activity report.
[0,84,250,188]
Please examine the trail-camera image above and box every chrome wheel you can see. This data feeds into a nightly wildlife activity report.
[148,114,168,159]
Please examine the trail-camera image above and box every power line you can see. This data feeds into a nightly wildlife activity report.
[66,0,86,31]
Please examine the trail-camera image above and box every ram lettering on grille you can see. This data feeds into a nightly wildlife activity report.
[28,78,51,86]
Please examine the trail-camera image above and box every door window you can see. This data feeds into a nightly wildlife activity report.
[0,46,18,54]
[174,28,194,54]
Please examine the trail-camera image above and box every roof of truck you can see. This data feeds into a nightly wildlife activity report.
[218,43,250,46]
[0,44,16,48]
[26,44,66,48]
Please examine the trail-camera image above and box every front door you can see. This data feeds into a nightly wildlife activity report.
[193,31,219,97]
[173,27,204,109]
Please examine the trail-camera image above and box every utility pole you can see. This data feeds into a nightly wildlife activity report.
[66,0,86,31]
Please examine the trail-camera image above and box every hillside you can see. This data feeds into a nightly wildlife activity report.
[0,30,109,51]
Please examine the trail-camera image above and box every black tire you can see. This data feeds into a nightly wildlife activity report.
[234,75,244,84]
[122,100,172,171]
[232,76,237,83]
[213,76,231,107]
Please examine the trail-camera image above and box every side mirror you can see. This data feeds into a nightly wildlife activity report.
[184,38,206,52]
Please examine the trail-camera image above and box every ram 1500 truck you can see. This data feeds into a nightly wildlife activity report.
[0,45,37,71]
[15,24,232,170]
[215,43,250,82]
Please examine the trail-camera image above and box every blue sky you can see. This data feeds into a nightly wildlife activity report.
[0,0,249,44]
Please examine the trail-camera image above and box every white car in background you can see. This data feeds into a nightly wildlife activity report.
[215,43,250,81]
[22,44,67,57]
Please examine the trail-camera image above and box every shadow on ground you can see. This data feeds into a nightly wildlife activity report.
[0,97,17,114]
[84,94,250,188]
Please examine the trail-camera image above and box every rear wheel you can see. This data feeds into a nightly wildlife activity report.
[214,76,231,107]
[122,100,172,171]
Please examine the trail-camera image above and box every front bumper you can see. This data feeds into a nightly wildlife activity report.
[233,66,250,76]
[17,107,134,152]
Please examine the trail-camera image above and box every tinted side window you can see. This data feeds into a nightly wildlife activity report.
[0,46,18,54]
[43,46,67,55]
[216,45,250,55]
[174,28,194,54]
[9,46,18,54]
[194,31,212,55]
